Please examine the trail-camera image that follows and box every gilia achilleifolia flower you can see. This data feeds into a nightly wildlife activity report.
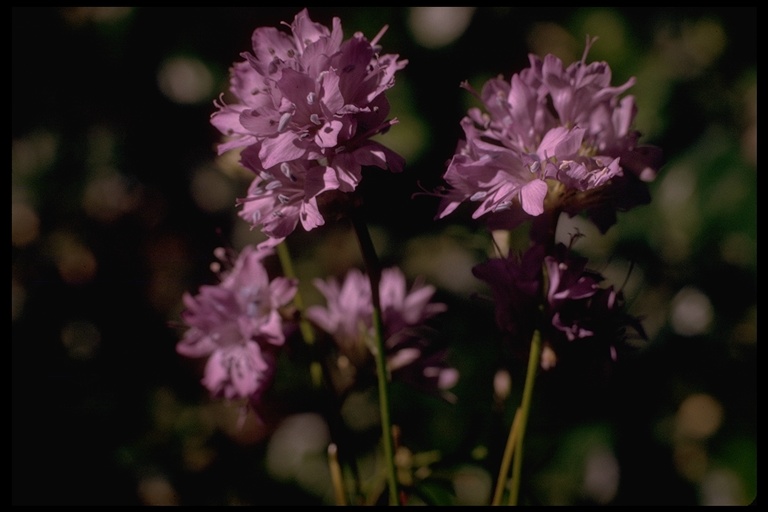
[211,9,408,244]
[473,242,645,370]
[432,37,663,235]
[306,267,457,399]
[176,245,298,404]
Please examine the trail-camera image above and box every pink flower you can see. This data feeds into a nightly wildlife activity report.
[236,151,337,247]
[176,245,298,402]
[432,37,663,234]
[212,9,407,242]
[306,267,456,397]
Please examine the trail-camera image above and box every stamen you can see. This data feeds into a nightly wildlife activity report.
[370,24,389,47]
[278,112,293,132]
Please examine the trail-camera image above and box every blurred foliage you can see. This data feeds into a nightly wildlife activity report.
[12,7,755,506]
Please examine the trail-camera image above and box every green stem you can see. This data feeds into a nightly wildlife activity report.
[350,212,400,506]
[491,407,522,505]
[508,328,542,506]
[278,239,364,501]
[276,241,323,388]
[328,443,348,506]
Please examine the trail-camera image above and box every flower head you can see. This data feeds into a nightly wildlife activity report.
[432,37,663,234]
[213,9,407,243]
[473,242,645,370]
[306,267,456,398]
[176,245,298,403]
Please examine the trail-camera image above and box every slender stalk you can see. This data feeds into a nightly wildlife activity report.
[278,239,364,501]
[276,241,322,388]
[328,443,348,506]
[491,407,522,506]
[350,212,399,506]
[508,328,542,505]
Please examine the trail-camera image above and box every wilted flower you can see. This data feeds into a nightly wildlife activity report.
[473,242,645,369]
[306,267,457,398]
[212,8,408,243]
[176,245,298,403]
[431,36,663,235]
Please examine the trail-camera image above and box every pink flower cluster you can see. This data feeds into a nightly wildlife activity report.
[307,267,457,397]
[434,37,663,234]
[176,245,297,403]
[211,8,408,245]
[176,11,661,419]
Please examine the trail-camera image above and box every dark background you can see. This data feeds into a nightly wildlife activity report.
[12,7,756,505]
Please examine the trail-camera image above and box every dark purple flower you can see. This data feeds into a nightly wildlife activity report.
[473,242,645,369]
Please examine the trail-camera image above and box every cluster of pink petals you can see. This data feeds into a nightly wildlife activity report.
[434,37,663,233]
[473,242,645,368]
[306,267,457,395]
[211,9,407,246]
[176,245,298,402]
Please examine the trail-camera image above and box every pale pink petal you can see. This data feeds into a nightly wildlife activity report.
[520,179,548,216]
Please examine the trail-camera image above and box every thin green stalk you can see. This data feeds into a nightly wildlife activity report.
[350,213,400,506]
[491,407,522,505]
[328,443,348,506]
[276,241,322,388]
[508,328,542,505]
[278,239,364,500]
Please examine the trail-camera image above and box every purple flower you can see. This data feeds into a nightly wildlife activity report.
[236,153,336,247]
[432,37,663,234]
[176,245,298,403]
[306,267,457,398]
[473,242,645,369]
[212,9,407,242]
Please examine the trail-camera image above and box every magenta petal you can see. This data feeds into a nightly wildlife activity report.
[305,166,341,197]
[201,350,228,393]
[251,27,295,76]
[354,141,406,173]
[269,276,299,309]
[318,71,345,113]
[259,132,306,169]
[299,198,325,231]
[520,179,548,216]
[315,119,343,147]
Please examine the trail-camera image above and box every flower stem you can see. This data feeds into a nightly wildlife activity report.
[508,328,542,505]
[350,211,400,506]
[276,240,323,388]
[491,407,522,505]
[328,443,348,505]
